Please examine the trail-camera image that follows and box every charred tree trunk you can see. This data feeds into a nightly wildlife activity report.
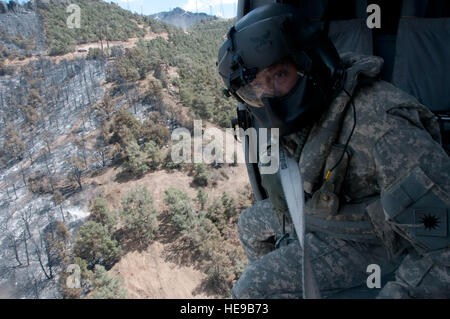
[20,165,27,186]
[12,183,18,199]
[10,235,22,267]
[23,230,30,266]
[59,205,65,223]
[35,231,52,280]
[44,153,55,193]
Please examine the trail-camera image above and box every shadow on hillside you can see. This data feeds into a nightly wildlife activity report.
[89,166,109,178]
[192,279,229,299]
[114,171,137,184]
[113,169,146,184]
[114,228,151,254]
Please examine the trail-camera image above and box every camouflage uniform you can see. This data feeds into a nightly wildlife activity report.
[233,52,450,299]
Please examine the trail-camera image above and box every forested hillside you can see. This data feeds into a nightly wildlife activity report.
[0,0,249,299]
[39,0,161,55]
[36,0,236,126]
[105,18,237,127]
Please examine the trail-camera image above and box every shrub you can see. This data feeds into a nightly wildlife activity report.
[27,172,54,194]
[144,79,164,103]
[163,187,197,232]
[87,47,105,60]
[1,125,25,161]
[205,265,229,295]
[110,46,123,58]
[10,33,34,51]
[162,148,182,170]
[192,163,210,187]
[164,188,221,248]
[141,120,170,147]
[111,109,141,143]
[116,59,140,82]
[201,241,247,295]
[90,265,127,299]
[120,186,159,246]
[20,104,40,126]
[205,198,226,232]
[220,193,239,220]
[186,214,221,249]
[143,140,161,170]
[109,109,142,159]
[88,198,117,232]
[204,193,238,233]
[121,140,150,176]
[73,221,122,269]
[48,40,73,56]
[196,189,208,210]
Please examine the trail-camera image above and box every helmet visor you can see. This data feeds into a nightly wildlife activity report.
[236,58,302,108]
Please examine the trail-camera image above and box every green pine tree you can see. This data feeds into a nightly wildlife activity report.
[73,221,122,269]
[89,198,117,232]
[122,140,149,176]
[121,186,159,246]
[90,265,127,299]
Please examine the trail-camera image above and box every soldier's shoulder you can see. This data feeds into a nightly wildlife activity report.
[352,79,436,140]
[356,79,424,116]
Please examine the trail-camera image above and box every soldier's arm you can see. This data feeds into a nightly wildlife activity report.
[371,121,450,298]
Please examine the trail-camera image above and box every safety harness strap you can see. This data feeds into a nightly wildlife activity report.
[279,148,321,299]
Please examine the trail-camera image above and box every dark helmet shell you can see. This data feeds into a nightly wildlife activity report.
[217,3,344,136]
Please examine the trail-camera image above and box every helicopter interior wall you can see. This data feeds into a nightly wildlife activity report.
[278,0,450,19]
[328,19,373,56]
[392,18,450,113]
[238,0,450,107]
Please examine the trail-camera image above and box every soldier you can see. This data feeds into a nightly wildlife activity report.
[217,3,449,298]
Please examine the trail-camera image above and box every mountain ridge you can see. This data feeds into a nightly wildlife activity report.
[150,7,217,29]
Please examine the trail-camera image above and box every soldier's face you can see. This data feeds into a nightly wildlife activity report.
[236,58,301,108]
[253,59,300,98]
[236,59,302,107]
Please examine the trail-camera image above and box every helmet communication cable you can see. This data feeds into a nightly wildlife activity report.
[325,89,357,180]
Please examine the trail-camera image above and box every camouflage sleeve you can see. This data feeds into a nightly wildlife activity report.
[372,120,450,298]
[376,249,450,299]
[373,125,450,198]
